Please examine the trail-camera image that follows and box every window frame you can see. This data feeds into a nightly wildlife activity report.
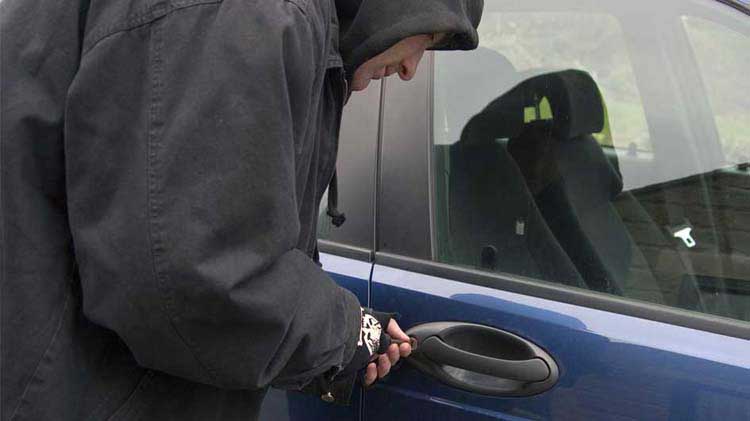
[375,0,750,340]
[315,80,384,262]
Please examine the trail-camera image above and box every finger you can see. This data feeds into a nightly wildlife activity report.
[387,320,410,341]
[399,342,412,358]
[377,354,391,378]
[364,362,377,386]
[385,65,399,77]
[387,343,400,365]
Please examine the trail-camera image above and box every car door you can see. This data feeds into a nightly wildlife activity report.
[365,0,750,419]
[258,80,383,421]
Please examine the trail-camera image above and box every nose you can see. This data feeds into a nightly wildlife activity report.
[398,54,421,81]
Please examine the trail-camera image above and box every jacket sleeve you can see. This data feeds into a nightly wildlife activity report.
[337,0,484,72]
[65,0,361,391]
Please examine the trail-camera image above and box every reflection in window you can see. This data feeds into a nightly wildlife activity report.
[683,16,750,166]
[435,12,651,152]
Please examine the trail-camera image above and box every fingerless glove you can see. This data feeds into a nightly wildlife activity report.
[300,308,396,404]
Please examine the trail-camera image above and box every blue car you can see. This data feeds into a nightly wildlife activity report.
[262,0,750,419]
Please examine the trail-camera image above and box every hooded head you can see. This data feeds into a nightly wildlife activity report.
[337,0,483,90]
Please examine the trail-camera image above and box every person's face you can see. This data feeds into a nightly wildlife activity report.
[350,34,435,92]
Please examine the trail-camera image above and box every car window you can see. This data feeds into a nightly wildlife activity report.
[434,11,651,153]
[431,1,750,323]
[682,15,750,166]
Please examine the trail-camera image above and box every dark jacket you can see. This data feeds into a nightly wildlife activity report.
[0,0,481,419]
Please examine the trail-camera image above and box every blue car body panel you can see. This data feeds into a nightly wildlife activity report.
[262,255,750,420]
[259,255,371,421]
[366,264,750,420]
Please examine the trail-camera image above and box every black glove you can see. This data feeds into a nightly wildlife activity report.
[300,308,396,405]
[346,308,397,369]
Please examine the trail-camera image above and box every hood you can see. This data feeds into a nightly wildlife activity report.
[337,0,484,73]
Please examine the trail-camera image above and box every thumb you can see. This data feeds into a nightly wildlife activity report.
[387,319,410,342]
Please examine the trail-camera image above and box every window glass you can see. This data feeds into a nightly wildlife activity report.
[683,16,750,165]
[434,12,651,152]
[432,2,750,323]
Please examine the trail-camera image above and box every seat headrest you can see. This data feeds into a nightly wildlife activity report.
[539,70,605,140]
[459,69,605,145]
[458,80,527,146]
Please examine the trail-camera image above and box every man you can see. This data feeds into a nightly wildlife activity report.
[0,0,482,419]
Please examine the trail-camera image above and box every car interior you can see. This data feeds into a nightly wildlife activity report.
[436,69,660,298]
[434,65,750,320]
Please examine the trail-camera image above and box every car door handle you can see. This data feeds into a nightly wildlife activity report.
[420,336,550,382]
[405,322,559,397]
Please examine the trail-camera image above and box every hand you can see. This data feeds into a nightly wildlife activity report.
[363,319,412,386]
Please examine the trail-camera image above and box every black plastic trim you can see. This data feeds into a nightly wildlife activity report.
[375,252,750,340]
[373,79,387,255]
[716,0,750,15]
[377,58,433,260]
[318,240,374,263]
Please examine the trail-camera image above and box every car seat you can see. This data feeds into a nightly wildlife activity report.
[435,70,587,288]
[506,70,664,302]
